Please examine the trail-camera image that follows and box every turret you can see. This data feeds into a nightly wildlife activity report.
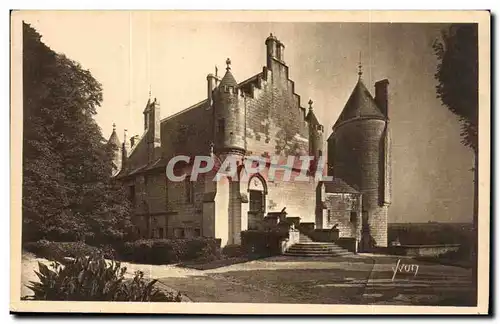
[265,33,285,68]
[213,58,246,155]
[107,123,121,175]
[306,99,324,165]
[143,97,161,162]
[328,63,391,249]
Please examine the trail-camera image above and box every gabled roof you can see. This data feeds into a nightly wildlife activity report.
[323,178,359,194]
[333,78,385,129]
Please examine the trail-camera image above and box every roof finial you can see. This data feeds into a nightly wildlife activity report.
[308,99,313,110]
[112,123,116,131]
[123,129,128,142]
[148,84,152,99]
[215,65,219,77]
[226,58,231,71]
[357,52,363,78]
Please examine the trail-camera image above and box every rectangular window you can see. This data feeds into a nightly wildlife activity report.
[327,209,332,223]
[158,227,164,239]
[194,228,201,237]
[350,211,357,223]
[174,228,185,238]
[185,177,194,203]
[217,118,225,137]
[129,185,136,206]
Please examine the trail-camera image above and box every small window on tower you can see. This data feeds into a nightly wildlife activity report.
[185,177,194,204]
[129,185,136,206]
[350,211,357,223]
[218,118,225,134]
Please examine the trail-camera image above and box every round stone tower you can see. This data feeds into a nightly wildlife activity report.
[328,72,391,249]
[213,58,246,156]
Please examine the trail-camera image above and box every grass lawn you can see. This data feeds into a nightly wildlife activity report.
[158,256,376,304]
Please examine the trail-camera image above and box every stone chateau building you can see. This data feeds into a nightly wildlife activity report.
[107,34,392,249]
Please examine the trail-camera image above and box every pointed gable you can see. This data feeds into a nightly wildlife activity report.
[333,79,385,129]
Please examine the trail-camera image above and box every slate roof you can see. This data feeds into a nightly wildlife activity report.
[219,69,238,88]
[107,129,121,148]
[333,78,385,129]
[306,109,320,126]
[323,177,359,194]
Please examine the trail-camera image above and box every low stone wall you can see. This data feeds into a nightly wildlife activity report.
[308,229,340,242]
[336,237,358,253]
[388,244,461,257]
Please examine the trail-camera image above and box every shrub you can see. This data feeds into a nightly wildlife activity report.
[241,229,289,256]
[23,254,182,301]
[222,244,244,258]
[119,238,221,265]
[24,240,117,261]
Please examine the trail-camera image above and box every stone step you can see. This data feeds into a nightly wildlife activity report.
[288,243,345,248]
[284,242,351,257]
[284,251,352,257]
[287,247,346,253]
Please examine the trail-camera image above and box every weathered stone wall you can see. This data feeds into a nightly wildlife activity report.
[331,118,388,247]
[165,172,204,238]
[244,63,309,158]
[322,193,361,239]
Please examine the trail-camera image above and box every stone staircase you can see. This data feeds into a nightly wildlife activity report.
[284,230,352,257]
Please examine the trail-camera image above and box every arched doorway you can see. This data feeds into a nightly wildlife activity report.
[247,174,267,230]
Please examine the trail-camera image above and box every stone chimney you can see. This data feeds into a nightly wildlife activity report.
[121,129,129,170]
[207,73,218,106]
[374,79,389,118]
[277,40,285,62]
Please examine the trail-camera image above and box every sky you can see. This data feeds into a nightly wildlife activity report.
[21,11,475,223]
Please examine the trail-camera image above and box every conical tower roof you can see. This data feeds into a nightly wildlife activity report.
[219,58,238,88]
[305,99,320,126]
[333,78,385,129]
[107,124,121,148]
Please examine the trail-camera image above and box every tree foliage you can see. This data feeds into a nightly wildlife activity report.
[433,23,478,153]
[24,254,183,301]
[22,22,134,245]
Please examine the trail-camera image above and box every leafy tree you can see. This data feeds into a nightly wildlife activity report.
[433,24,478,153]
[22,22,134,245]
[433,23,478,302]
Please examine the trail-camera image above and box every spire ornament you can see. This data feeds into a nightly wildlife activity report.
[308,99,313,110]
[226,58,231,71]
[357,52,363,78]
[112,123,116,131]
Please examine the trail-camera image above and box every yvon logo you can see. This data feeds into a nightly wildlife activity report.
[391,259,419,281]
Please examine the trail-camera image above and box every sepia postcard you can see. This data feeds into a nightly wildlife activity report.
[10,10,490,315]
